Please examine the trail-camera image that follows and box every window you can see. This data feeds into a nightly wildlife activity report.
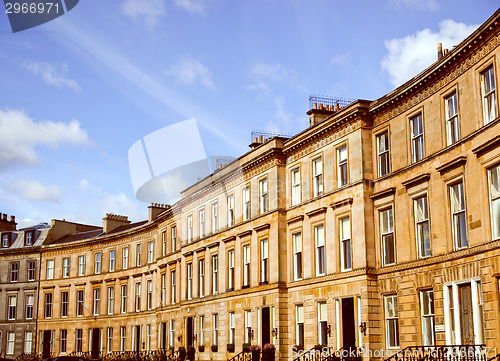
[25,294,34,319]
[77,290,84,316]
[136,244,142,266]
[213,314,219,346]
[445,92,460,145]
[385,295,399,348]
[169,321,175,348]
[61,291,68,317]
[146,324,151,351]
[381,208,395,266]
[135,283,141,312]
[481,65,497,124]
[337,145,348,187]
[296,305,304,346]
[244,310,251,343]
[227,250,235,291]
[187,263,193,300]
[120,327,126,352]
[44,293,52,318]
[377,131,390,177]
[212,255,218,295]
[2,232,11,247]
[27,260,35,281]
[108,286,114,314]
[199,208,205,237]
[109,250,116,272]
[187,215,193,242]
[46,259,54,279]
[62,257,70,278]
[161,273,166,306]
[410,113,424,163]
[107,328,113,353]
[78,255,85,276]
[7,332,15,355]
[76,329,83,353]
[227,195,235,226]
[489,165,500,240]
[318,302,327,346]
[420,290,435,346]
[8,295,17,320]
[229,312,235,344]
[212,202,219,233]
[9,262,19,282]
[171,227,177,252]
[313,157,323,197]
[315,225,325,276]
[199,259,205,297]
[291,168,301,206]
[122,247,129,269]
[162,231,166,256]
[243,186,250,221]
[260,179,268,214]
[147,280,153,310]
[243,245,250,287]
[260,239,269,284]
[24,331,33,354]
[200,316,205,346]
[450,182,467,249]
[147,241,154,263]
[414,195,431,258]
[95,252,102,274]
[293,233,302,281]
[340,217,351,271]
[120,285,127,313]
[93,288,100,316]
[25,231,33,246]
[171,270,176,303]
[60,330,67,354]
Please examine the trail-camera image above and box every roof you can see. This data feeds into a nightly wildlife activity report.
[51,229,103,244]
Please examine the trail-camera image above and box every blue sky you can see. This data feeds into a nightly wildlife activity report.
[0,0,498,228]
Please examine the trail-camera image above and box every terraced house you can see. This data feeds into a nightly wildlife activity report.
[3,8,500,361]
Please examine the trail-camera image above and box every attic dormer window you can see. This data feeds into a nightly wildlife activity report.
[25,231,33,246]
[2,233,11,248]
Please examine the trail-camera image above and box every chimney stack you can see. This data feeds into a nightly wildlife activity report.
[0,212,17,231]
[438,43,443,59]
[148,203,169,222]
[103,214,131,234]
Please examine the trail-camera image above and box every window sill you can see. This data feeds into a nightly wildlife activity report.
[259,281,269,285]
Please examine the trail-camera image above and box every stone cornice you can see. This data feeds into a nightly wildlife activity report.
[253,224,270,232]
[370,187,396,200]
[286,215,304,225]
[305,207,327,218]
[330,198,353,210]
[472,134,500,156]
[436,156,467,175]
[401,173,431,189]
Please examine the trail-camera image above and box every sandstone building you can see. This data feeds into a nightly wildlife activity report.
[3,8,500,361]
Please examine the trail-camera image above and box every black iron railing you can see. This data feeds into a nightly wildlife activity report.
[228,350,252,361]
[293,346,355,361]
[308,95,355,110]
[384,345,487,361]
[13,353,39,361]
[488,353,500,361]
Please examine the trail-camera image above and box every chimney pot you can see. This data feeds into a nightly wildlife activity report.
[259,135,263,143]
[2,214,6,221]
[444,48,448,55]
[313,103,317,109]
[10,216,15,222]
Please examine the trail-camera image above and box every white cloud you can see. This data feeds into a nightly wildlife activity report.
[265,96,307,134]
[330,52,351,67]
[381,20,478,87]
[174,0,204,14]
[247,63,297,93]
[164,57,215,89]
[0,109,91,168]
[6,179,61,203]
[22,61,81,92]
[121,0,167,27]
[391,0,439,11]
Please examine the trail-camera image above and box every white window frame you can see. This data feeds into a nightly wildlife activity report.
[93,288,100,316]
[171,227,177,252]
[108,286,114,315]
[61,291,68,317]
[410,113,425,163]
[199,259,205,297]
[481,65,498,124]
[260,178,268,214]
[260,239,269,283]
[187,263,193,300]
[135,283,141,312]
[95,252,102,274]
[377,131,390,177]
[229,312,235,344]
[6,332,15,355]
[107,328,113,353]
[312,157,323,197]
[46,259,54,280]
[228,250,235,290]
[293,232,302,281]
[136,244,142,267]
[243,186,250,221]
[171,270,176,304]
[8,295,17,320]
[291,167,301,206]
[315,225,325,276]
[296,305,304,346]
[318,302,327,346]
[445,92,460,145]
[62,257,70,278]
[420,290,435,346]
[244,310,251,344]
[243,244,251,287]
[212,202,218,233]
[414,195,431,258]
[213,314,219,346]
[25,294,34,319]
[122,247,129,270]
[384,295,399,349]
[340,216,351,271]
[109,250,116,272]
[212,255,218,295]
[489,165,500,240]
[337,145,348,187]
[380,207,395,266]
[199,208,205,238]
[147,241,154,263]
[120,285,127,313]
[227,195,235,227]
[77,290,84,316]
[450,181,467,249]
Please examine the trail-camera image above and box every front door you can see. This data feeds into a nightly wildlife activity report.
[91,328,100,359]
[160,322,167,349]
[135,326,141,353]
[459,284,474,344]
[342,298,356,351]
[262,307,270,346]
[186,317,194,347]
[42,330,51,358]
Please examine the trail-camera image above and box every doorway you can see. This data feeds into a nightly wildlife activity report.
[262,307,270,346]
[42,330,51,359]
[91,328,100,359]
[186,317,194,347]
[342,298,356,351]
[459,284,474,344]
